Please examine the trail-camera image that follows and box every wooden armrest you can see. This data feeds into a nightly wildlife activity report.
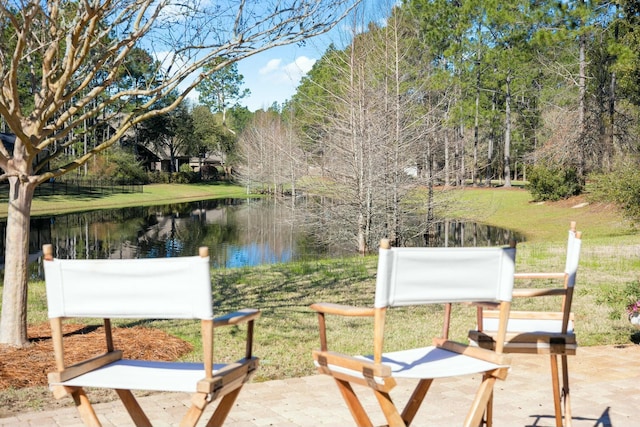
[214,309,261,327]
[48,350,123,383]
[310,303,375,317]
[312,350,391,377]
[196,357,259,394]
[464,301,500,309]
[515,272,565,280]
[482,309,570,320]
[512,288,567,298]
[433,338,510,367]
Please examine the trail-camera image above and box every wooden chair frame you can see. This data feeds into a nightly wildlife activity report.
[470,221,582,427]
[43,245,260,427]
[311,239,517,427]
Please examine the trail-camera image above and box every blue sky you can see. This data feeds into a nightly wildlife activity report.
[178,36,332,111]
[177,1,392,112]
[235,35,338,112]
[236,43,323,112]
[235,1,392,112]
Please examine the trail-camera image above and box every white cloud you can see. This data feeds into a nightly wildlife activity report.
[285,56,316,81]
[258,55,316,85]
[238,50,322,111]
[259,59,283,75]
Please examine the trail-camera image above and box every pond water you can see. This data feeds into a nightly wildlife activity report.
[0,198,523,269]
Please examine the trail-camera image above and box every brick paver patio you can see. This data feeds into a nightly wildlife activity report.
[2,345,638,426]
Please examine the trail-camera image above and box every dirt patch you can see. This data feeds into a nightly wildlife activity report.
[0,323,193,417]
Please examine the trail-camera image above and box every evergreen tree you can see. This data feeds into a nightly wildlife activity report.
[198,60,250,133]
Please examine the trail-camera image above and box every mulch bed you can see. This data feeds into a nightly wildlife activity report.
[0,323,193,390]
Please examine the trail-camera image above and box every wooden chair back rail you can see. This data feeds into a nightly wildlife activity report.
[42,244,260,427]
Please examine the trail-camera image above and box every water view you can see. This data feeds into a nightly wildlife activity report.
[0,198,523,269]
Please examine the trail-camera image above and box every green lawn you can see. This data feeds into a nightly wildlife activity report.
[0,182,254,218]
[15,185,640,383]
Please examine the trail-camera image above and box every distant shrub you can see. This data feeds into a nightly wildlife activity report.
[88,147,148,183]
[589,163,640,222]
[200,164,220,181]
[147,171,169,183]
[171,171,199,184]
[526,165,583,201]
[179,163,193,173]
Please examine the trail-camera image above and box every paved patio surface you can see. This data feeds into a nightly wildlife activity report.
[1,345,639,426]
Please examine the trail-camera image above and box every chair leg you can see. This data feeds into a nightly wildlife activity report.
[485,388,494,427]
[550,355,563,427]
[401,379,432,425]
[464,375,496,427]
[115,389,152,427]
[181,394,208,427]
[561,355,572,427]
[373,389,406,427]
[71,388,102,427]
[205,387,243,427]
[335,379,375,427]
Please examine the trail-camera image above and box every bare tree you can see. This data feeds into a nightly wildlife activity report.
[0,0,361,347]
[237,110,289,194]
[288,4,442,253]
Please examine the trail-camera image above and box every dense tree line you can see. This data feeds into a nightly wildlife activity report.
[236,0,640,252]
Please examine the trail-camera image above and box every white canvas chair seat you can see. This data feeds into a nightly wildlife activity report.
[479,312,577,355]
[469,221,582,427]
[482,315,574,334]
[319,346,509,381]
[49,360,230,393]
[311,240,516,427]
[43,245,260,427]
[370,346,509,379]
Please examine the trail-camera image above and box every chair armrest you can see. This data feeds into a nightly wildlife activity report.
[433,338,510,372]
[214,309,261,327]
[310,302,375,317]
[313,349,395,391]
[313,349,391,377]
[196,357,259,395]
[464,301,500,309]
[512,288,567,298]
[515,272,565,280]
[48,350,123,383]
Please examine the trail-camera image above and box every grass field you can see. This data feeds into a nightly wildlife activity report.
[0,182,255,218]
[12,184,640,382]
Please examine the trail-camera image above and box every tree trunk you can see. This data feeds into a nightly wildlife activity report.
[0,177,36,347]
[579,29,586,178]
[473,70,480,187]
[503,74,512,188]
[486,84,497,186]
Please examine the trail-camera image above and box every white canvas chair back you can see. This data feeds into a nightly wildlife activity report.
[564,227,581,288]
[481,227,581,336]
[44,252,213,320]
[375,241,516,308]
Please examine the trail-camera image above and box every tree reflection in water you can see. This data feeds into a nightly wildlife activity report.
[1,198,522,269]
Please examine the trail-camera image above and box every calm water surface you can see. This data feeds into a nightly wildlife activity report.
[1,198,523,269]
